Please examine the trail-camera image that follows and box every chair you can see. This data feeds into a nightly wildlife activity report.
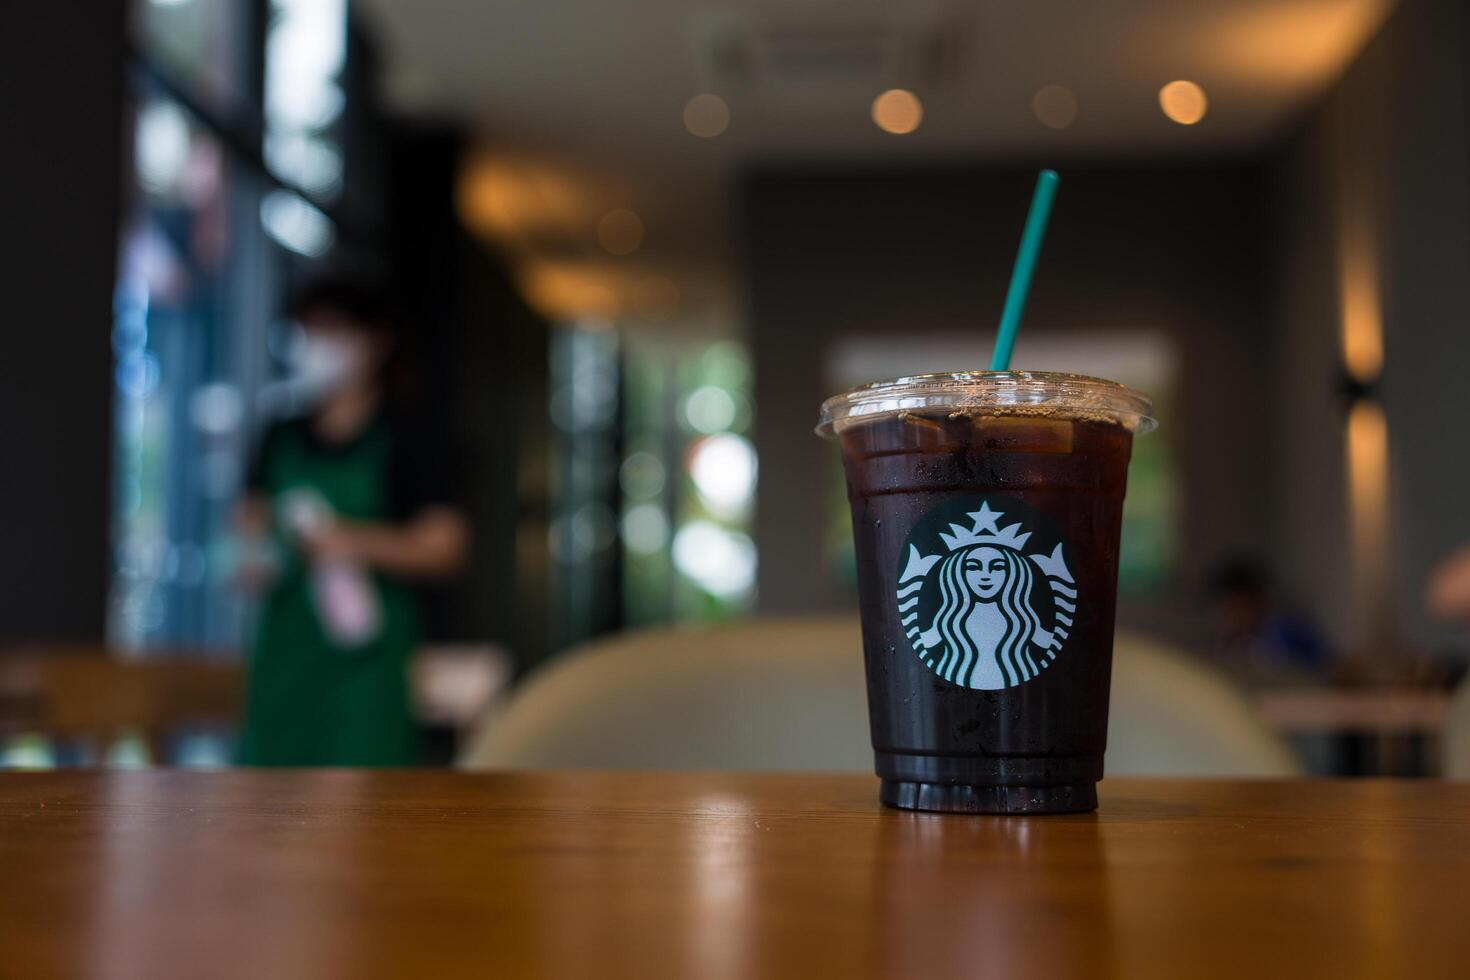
[461,616,1301,776]
[462,617,873,772]
[1106,631,1300,776]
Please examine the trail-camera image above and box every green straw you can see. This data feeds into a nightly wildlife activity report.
[989,169,1060,371]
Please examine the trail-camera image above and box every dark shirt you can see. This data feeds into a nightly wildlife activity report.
[1257,612,1331,671]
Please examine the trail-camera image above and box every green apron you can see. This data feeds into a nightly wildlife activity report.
[239,420,421,766]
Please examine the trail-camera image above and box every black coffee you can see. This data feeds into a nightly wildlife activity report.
[837,410,1134,813]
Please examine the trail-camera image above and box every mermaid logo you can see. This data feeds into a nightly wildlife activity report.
[896,498,1076,690]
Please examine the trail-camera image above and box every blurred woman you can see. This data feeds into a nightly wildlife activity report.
[236,279,467,765]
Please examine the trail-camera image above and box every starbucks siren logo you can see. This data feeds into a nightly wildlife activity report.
[896,498,1076,690]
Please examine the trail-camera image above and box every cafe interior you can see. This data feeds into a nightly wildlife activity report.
[5,0,1470,975]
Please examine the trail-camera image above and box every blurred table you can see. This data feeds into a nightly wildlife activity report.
[0,649,240,761]
[1254,687,1451,776]
[3,772,1469,979]
[1254,687,1450,733]
[0,646,510,766]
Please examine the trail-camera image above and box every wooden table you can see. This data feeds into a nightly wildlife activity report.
[3,772,1469,979]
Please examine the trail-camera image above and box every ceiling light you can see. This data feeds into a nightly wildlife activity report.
[1159,80,1208,125]
[521,263,619,319]
[871,89,923,135]
[1032,85,1078,130]
[684,94,730,138]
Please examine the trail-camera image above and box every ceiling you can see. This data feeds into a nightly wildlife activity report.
[354,0,1397,321]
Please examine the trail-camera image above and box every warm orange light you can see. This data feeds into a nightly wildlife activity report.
[871,89,923,135]
[1338,148,1392,646]
[1032,85,1078,130]
[457,162,528,238]
[1159,81,1208,125]
[1204,0,1395,88]
[1347,398,1390,642]
[1340,221,1384,383]
[684,94,730,138]
[456,152,587,245]
[597,209,644,256]
[1347,400,1388,519]
[519,263,620,319]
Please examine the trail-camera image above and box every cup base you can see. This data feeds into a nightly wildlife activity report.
[880,779,1097,815]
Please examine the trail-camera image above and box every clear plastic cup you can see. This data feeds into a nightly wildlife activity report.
[819,371,1154,813]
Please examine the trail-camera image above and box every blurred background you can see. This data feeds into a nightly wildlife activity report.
[4,0,1470,776]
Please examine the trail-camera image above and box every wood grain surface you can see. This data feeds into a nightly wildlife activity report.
[2,771,1468,979]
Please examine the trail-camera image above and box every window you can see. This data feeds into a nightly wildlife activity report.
[111,89,262,648]
[550,322,758,648]
[110,0,368,652]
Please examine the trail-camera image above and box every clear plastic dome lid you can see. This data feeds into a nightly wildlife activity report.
[816,371,1155,438]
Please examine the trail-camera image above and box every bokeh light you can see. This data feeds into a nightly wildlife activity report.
[871,89,923,135]
[622,504,670,554]
[683,93,730,138]
[597,208,644,255]
[260,188,335,256]
[1032,85,1079,130]
[1159,80,1208,125]
[136,100,191,195]
[688,433,757,519]
[620,451,667,500]
[189,383,244,435]
[683,385,737,434]
[672,520,756,598]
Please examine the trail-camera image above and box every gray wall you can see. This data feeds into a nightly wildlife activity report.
[745,164,1276,646]
[1275,0,1470,654]
[0,8,124,643]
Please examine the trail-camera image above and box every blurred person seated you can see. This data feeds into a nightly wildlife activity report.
[1430,547,1470,778]
[1425,545,1470,688]
[235,277,468,766]
[1205,557,1331,681]
[1428,545,1470,627]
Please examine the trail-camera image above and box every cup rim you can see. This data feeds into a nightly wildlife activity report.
[816,370,1156,438]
